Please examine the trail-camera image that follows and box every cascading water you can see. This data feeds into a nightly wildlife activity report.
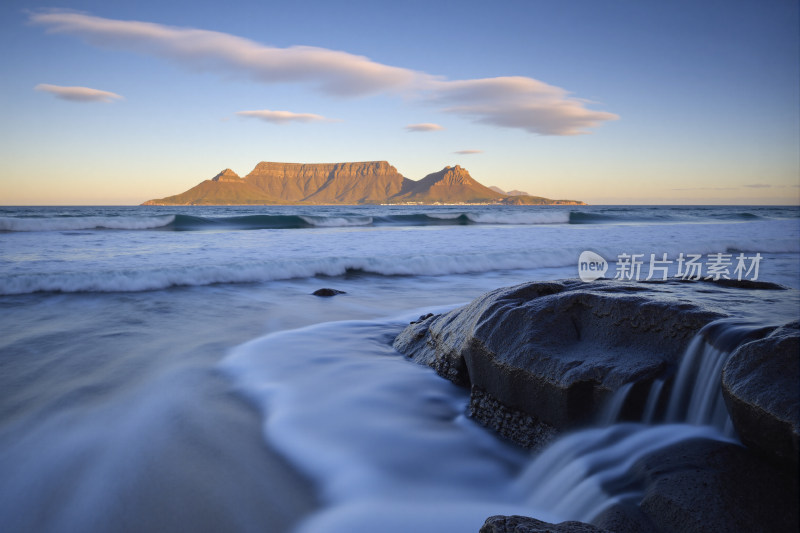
[512,319,774,524]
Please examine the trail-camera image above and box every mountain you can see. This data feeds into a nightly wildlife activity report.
[391,165,504,203]
[489,186,530,196]
[499,195,585,206]
[141,161,586,205]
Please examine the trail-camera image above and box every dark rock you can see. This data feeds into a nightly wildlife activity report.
[480,515,610,533]
[722,321,800,472]
[393,280,722,430]
[410,313,434,325]
[591,502,656,533]
[632,438,799,533]
[312,288,346,297]
[707,278,787,290]
[468,386,556,450]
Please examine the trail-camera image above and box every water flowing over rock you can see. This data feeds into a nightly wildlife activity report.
[393,279,722,434]
[392,280,799,532]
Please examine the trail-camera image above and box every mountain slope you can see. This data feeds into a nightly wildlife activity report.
[390,166,504,203]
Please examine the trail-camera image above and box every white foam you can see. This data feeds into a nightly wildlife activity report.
[220,319,548,532]
[465,211,571,225]
[0,215,175,232]
[299,215,373,227]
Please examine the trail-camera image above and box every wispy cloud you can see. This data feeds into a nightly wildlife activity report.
[671,186,737,191]
[431,77,618,135]
[34,83,123,103]
[236,109,333,124]
[405,123,444,132]
[743,184,771,188]
[29,11,421,97]
[454,149,483,155]
[30,11,618,135]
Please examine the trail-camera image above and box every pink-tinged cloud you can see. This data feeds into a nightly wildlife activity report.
[454,149,483,154]
[431,77,619,135]
[236,109,332,124]
[34,83,123,103]
[30,11,618,135]
[405,123,444,132]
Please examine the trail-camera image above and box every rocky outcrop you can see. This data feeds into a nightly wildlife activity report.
[480,516,611,533]
[393,280,721,435]
[722,321,800,471]
[624,438,799,533]
[142,161,585,205]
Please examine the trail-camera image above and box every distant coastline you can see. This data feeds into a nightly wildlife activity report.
[142,161,586,206]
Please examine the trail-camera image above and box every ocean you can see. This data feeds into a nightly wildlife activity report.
[1,204,798,532]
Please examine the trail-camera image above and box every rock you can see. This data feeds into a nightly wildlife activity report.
[480,515,611,533]
[312,288,346,297]
[721,321,799,472]
[468,386,556,450]
[631,438,799,533]
[393,280,721,432]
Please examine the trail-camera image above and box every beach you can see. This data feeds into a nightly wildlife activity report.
[1,204,798,532]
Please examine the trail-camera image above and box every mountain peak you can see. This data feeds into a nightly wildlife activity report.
[211,169,242,182]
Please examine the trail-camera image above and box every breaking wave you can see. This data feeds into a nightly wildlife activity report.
[2,207,792,233]
[0,250,577,295]
[0,215,175,232]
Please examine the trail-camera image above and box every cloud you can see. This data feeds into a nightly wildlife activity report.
[405,123,444,132]
[30,11,618,135]
[671,186,737,191]
[34,83,123,102]
[454,149,483,155]
[743,184,771,188]
[430,77,619,135]
[29,10,422,97]
[236,109,332,124]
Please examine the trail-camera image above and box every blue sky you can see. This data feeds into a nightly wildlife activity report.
[0,0,797,205]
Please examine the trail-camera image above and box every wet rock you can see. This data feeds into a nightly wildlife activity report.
[632,438,799,533]
[393,279,721,430]
[722,321,800,472]
[480,515,611,533]
[468,386,556,450]
[312,288,346,297]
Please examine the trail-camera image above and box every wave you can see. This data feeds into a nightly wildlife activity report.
[0,215,175,232]
[0,212,573,232]
[0,249,579,295]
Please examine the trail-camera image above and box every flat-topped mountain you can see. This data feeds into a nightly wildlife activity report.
[142,161,586,205]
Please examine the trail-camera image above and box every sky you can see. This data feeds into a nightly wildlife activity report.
[0,0,798,205]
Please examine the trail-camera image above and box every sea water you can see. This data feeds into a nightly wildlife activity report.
[1,204,798,532]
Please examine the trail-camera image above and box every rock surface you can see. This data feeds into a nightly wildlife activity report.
[311,288,346,297]
[393,279,722,433]
[480,516,610,533]
[629,438,799,533]
[141,161,585,205]
[722,321,800,471]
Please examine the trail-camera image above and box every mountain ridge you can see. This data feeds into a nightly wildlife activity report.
[142,161,586,206]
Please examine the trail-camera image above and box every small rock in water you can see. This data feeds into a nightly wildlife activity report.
[312,288,346,297]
